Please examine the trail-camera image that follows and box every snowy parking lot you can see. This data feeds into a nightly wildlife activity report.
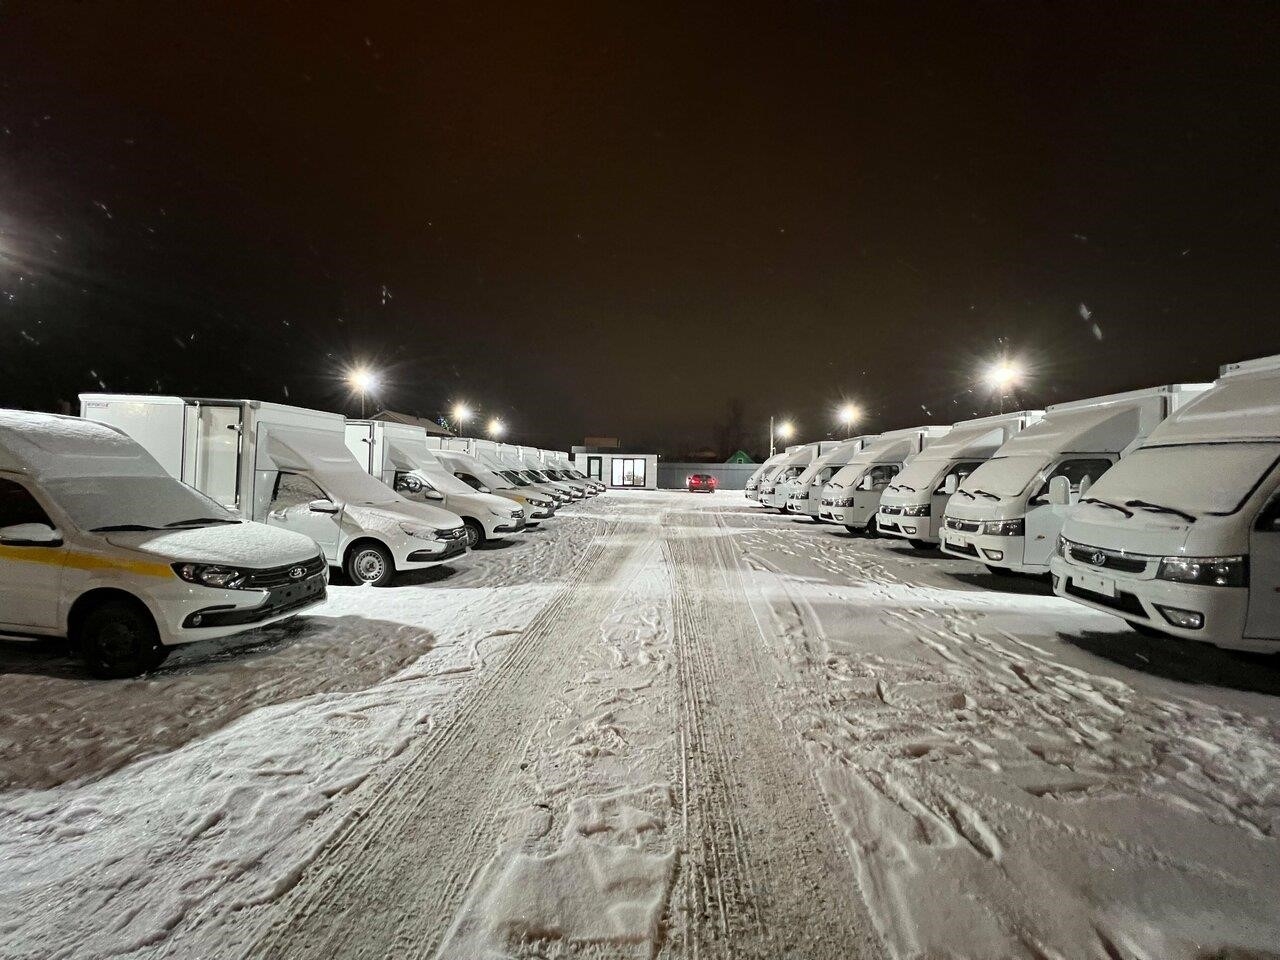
[2,490,1278,960]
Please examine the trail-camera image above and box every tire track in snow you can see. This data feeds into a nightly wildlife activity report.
[234,519,659,960]
[663,510,884,960]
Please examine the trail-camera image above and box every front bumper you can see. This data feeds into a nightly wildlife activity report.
[182,574,327,628]
[1050,556,1266,651]
[492,517,527,535]
[877,510,939,542]
[939,529,1035,571]
[404,535,469,566]
[819,504,861,527]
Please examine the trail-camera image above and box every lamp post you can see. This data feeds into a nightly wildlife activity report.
[452,402,472,433]
[487,417,505,439]
[347,367,379,419]
[837,403,861,438]
[983,358,1024,414]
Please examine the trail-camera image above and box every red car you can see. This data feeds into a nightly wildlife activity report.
[687,473,717,492]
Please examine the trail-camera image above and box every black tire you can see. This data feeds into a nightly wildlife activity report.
[76,599,169,679]
[844,524,860,534]
[909,539,932,550]
[345,541,395,586]
[1127,620,1166,638]
[865,515,879,537]
[463,518,485,549]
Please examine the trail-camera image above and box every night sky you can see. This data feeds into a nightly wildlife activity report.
[2,2,1278,455]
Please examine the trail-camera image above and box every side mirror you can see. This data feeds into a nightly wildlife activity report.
[860,475,875,491]
[1048,475,1071,507]
[479,486,492,494]
[943,474,958,495]
[0,522,62,546]
[309,498,341,514]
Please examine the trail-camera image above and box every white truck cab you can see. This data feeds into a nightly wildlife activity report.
[877,411,1042,548]
[760,442,843,510]
[517,445,588,499]
[432,446,557,525]
[820,427,950,533]
[939,384,1210,575]
[1051,355,1280,651]
[745,452,789,501]
[473,442,572,504]
[785,437,872,519]
[0,410,327,677]
[346,420,526,548]
[80,395,468,586]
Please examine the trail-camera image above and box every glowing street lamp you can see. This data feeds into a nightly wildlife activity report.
[983,357,1024,413]
[347,366,380,419]
[487,417,505,439]
[837,403,861,437]
[777,420,796,441]
[452,402,472,431]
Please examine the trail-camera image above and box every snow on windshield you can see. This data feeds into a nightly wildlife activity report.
[418,462,478,496]
[888,456,948,493]
[958,454,1045,498]
[46,475,236,530]
[1087,443,1280,515]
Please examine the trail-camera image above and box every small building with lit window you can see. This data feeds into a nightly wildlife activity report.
[571,445,658,490]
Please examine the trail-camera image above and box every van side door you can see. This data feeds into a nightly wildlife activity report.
[0,478,67,632]
[266,472,342,563]
[1245,485,1280,641]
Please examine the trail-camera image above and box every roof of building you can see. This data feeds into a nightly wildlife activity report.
[369,409,454,436]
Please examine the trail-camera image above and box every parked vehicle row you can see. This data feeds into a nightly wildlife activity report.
[0,395,596,676]
[752,354,1280,655]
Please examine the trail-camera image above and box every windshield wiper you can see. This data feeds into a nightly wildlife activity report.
[90,523,162,532]
[891,482,916,493]
[164,517,240,528]
[1125,499,1197,523]
[1080,497,1134,518]
[970,489,1002,501]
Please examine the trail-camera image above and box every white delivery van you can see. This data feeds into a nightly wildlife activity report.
[1051,355,1280,651]
[473,441,572,504]
[346,420,526,548]
[753,445,810,507]
[538,449,601,496]
[80,395,469,586]
[939,384,1210,575]
[819,427,950,533]
[431,446,557,525]
[518,445,590,499]
[877,411,1043,548]
[745,451,789,502]
[0,410,327,677]
[760,442,844,510]
[785,437,872,519]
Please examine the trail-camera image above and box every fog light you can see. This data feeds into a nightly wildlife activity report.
[191,613,203,626]
[983,549,1004,561]
[903,525,917,534]
[1051,574,1061,590]
[1156,605,1204,630]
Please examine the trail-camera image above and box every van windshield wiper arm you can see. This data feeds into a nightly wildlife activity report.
[970,489,1002,501]
[890,482,915,493]
[1079,497,1134,518]
[1125,499,1197,523]
[164,517,240,528]
[90,523,162,532]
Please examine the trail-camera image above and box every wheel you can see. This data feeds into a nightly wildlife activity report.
[909,539,932,550]
[463,518,485,549]
[76,599,169,679]
[865,516,879,537]
[845,525,860,534]
[1127,620,1166,638]
[345,541,395,586]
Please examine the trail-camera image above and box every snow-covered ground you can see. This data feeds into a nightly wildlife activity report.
[1,491,1277,959]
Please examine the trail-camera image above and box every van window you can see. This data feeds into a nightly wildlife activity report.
[865,464,900,489]
[933,460,985,494]
[1031,458,1114,503]
[394,471,434,495]
[271,472,327,510]
[455,472,484,491]
[0,479,54,528]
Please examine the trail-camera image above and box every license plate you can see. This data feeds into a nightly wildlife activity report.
[948,534,969,546]
[1074,571,1116,598]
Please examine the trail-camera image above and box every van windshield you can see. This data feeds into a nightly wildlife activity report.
[1087,443,1280,516]
[957,454,1046,499]
[417,462,477,496]
[500,470,529,486]
[46,475,239,531]
[888,456,948,494]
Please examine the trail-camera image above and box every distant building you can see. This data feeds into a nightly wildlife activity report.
[370,409,454,437]
[583,436,620,449]
[725,450,755,464]
[571,443,658,490]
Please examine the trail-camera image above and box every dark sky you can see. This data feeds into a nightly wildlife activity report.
[2,1,1278,454]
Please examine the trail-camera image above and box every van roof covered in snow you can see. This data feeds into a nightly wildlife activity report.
[906,410,1043,462]
[795,436,872,485]
[263,425,404,505]
[826,426,949,487]
[991,385,1209,458]
[1144,356,1280,446]
[0,410,167,481]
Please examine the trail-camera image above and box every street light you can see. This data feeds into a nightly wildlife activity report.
[777,420,795,441]
[347,366,379,419]
[452,402,472,431]
[983,357,1024,413]
[487,417,505,439]
[837,403,861,437]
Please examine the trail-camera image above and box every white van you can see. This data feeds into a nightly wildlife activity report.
[752,445,810,506]
[1051,355,1280,651]
[745,451,789,502]
[346,420,526,548]
[518,445,591,499]
[539,449,601,495]
[877,411,1042,548]
[819,427,950,533]
[0,410,327,677]
[759,442,843,510]
[785,437,872,519]
[431,446,557,525]
[939,384,1209,575]
[473,441,572,504]
[80,395,468,586]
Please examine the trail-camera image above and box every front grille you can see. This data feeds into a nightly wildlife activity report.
[946,540,979,558]
[436,526,468,542]
[244,555,326,589]
[1067,544,1148,574]
[880,521,900,532]
[1065,580,1146,617]
[945,518,982,533]
[880,505,902,516]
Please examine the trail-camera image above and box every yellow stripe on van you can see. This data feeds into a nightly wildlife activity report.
[0,545,173,579]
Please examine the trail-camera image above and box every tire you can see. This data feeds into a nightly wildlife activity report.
[909,539,932,550]
[865,516,879,537]
[1127,620,1166,638]
[345,541,395,586]
[845,525,860,535]
[463,518,485,549]
[76,599,169,679]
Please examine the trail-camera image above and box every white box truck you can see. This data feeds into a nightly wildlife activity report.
[759,441,844,510]
[1051,355,1280,651]
[517,445,590,499]
[538,448,601,496]
[346,420,527,548]
[939,384,1210,575]
[819,427,950,533]
[0,410,327,676]
[785,437,873,520]
[472,441,572,504]
[745,451,789,501]
[877,411,1043,548]
[80,395,469,586]
[430,446,558,524]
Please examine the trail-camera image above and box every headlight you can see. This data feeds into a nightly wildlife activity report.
[831,497,856,508]
[172,562,249,589]
[901,504,931,517]
[983,519,1025,536]
[1058,535,1071,559]
[398,522,436,541]
[1156,555,1247,587]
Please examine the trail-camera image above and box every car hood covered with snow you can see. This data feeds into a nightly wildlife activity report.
[344,498,464,533]
[105,521,321,567]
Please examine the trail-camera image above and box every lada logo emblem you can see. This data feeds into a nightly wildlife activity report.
[289,566,306,579]
[1089,552,1106,567]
